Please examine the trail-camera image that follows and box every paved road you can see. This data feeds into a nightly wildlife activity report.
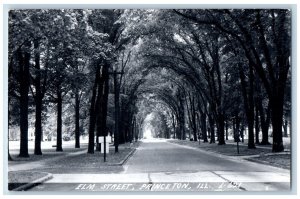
[124,139,277,173]
[27,139,290,192]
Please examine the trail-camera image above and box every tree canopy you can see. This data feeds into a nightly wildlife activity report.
[8,9,291,158]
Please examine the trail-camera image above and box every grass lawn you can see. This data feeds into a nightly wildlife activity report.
[47,147,135,168]
[246,154,291,170]
[168,139,272,156]
[168,139,290,169]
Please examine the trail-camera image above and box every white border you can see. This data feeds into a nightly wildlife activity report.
[0,0,299,5]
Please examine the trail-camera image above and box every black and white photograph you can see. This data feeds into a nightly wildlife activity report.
[3,2,296,195]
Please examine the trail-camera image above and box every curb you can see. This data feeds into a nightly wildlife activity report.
[121,148,137,165]
[108,141,140,166]
[12,172,53,191]
[107,148,137,166]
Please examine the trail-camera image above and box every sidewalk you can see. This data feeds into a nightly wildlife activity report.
[30,171,290,192]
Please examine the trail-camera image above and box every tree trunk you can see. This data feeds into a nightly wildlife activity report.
[88,66,100,154]
[95,62,110,151]
[259,101,271,145]
[201,113,208,142]
[102,65,110,136]
[172,114,176,139]
[270,93,285,152]
[289,118,291,138]
[18,43,30,158]
[255,105,260,144]
[225,120,228,140]
[75,91,80,148]
[8,136,13,161]
[232,118,236,140]
[34,97,43,155]
[114,71,120,152]
[283,118,288,137]
[187,99,197,141]
[8,153,13,161]
[234,115,241,142]
[56,88,63,152]
[247,64,255,149]
[179,93,186,140]
[239,64,255,149]
[208,115,215,143]
[95,66,105,151]
[8,88,13,161]
[192,122,197,141]
[217,114,226,145]
[240,123,245,143]
[190,96,197,141]
[34,39,43,155]
[95,75,104,151]
[134,119,139,141]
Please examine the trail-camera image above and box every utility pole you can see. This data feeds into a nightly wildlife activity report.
[109,70,124,153]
